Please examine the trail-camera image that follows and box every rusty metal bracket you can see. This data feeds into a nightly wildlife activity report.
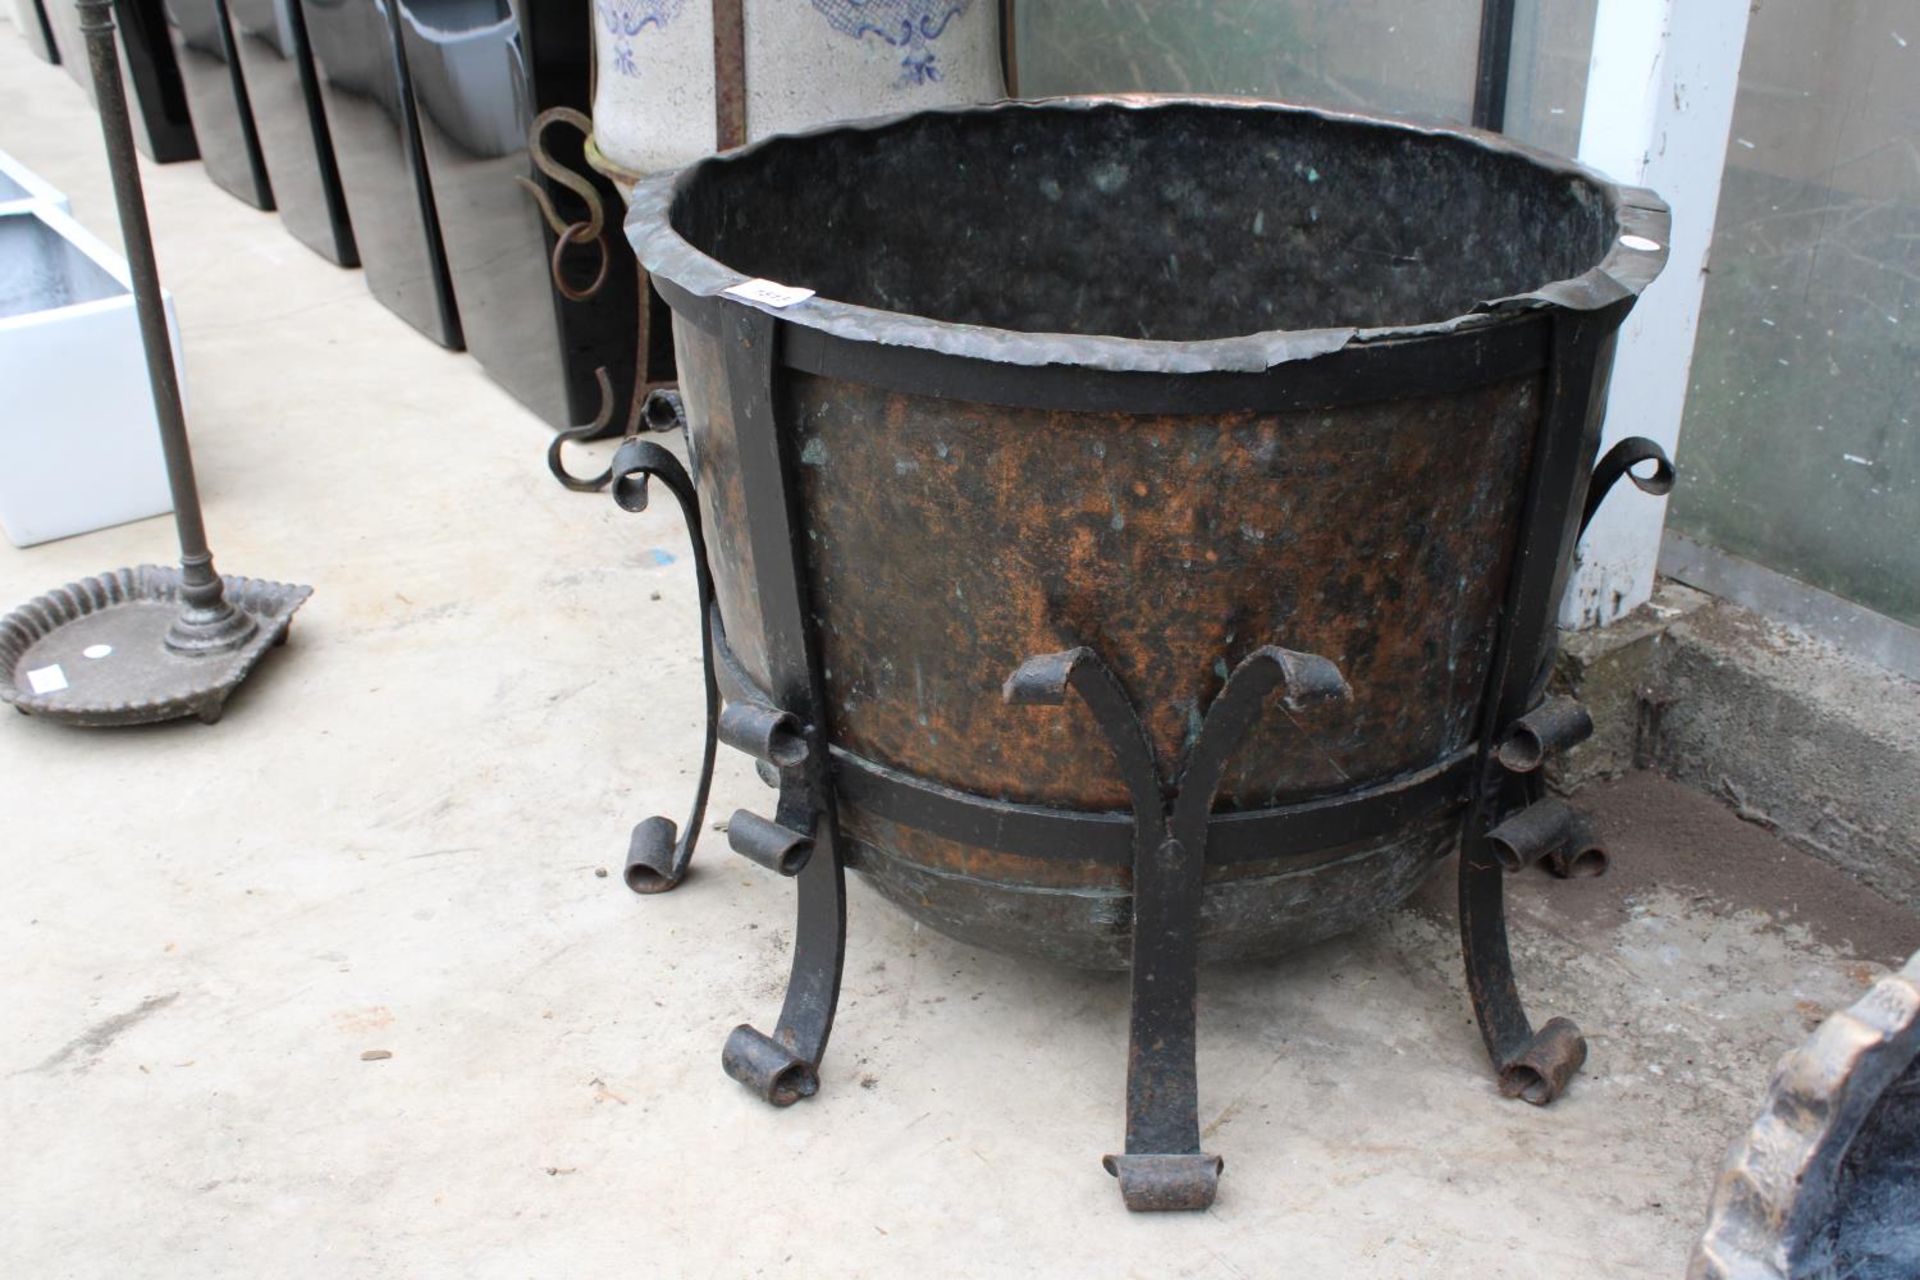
[717,700,808,766]
[521,107,609,300]
[524,105,676,491]
[1006,642,1350,1212]
[1491,695,1608,877]
[610,436,718,892]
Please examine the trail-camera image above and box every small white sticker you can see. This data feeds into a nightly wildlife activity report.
[83,644,113,660]
[1620,234,1662,252]
[722,278,816,308]
[27,664,69,695]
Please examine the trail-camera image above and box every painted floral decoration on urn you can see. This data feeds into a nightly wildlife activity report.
[809,0,975,84]
[597,0,689,77]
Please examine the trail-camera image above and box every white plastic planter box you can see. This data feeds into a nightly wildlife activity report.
[0,146,70,216]
[0,204,177,547]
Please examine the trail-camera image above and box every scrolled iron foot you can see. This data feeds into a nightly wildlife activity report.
[1102,1153,1224,1213]
[712,742,843,1109]
[1008,642,1349,1211]
[721,1024,819,1107]
[1462,793,1594,1102]
[1498,1017,1588,1105]
[610,437,719,895]
[624,815,687,894]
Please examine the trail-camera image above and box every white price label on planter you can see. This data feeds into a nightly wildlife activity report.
[26,664,68,694]
[722,278,816,308]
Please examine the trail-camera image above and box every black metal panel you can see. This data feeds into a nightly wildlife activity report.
[46,0,199,162]
[115,0,198,161]
[226,0,356,264]
[12,0,61,62]
[298,0,460,347]
[395,0,633,427]
[1472,0,1517,132]
[512,0,646,419]
[163,0,272,208]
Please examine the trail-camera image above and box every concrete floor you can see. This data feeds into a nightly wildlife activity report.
[4,27,1918,1279]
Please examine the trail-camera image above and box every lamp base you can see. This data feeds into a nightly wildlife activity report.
[0,565,311,726]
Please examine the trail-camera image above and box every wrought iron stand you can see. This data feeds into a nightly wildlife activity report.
[606,296,1675,1210]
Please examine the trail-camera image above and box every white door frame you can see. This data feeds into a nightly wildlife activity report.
[1563,0,1753,628]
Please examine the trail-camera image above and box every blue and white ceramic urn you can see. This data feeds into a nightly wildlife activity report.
[590,0,1003,196]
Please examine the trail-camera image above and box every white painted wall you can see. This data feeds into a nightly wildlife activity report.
[1562,0,1751,628]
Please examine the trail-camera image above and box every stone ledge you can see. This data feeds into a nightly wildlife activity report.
[1553,579,1920,913]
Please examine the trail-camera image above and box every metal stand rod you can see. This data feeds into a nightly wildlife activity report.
[75,0,255,657]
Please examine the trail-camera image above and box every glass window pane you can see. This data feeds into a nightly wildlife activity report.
[1670,2,1920,626]
[1013,0,1483,122]
[1011,1,1596,158]
[1505,0,1598,155]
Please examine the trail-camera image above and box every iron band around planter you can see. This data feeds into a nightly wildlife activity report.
[691,603,1477,875]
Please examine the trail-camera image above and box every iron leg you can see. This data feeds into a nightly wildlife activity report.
[722,821,847,1105]
[1458,793,1587,1105]
[609,440,720,894]
[1008,643,1349,1210]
